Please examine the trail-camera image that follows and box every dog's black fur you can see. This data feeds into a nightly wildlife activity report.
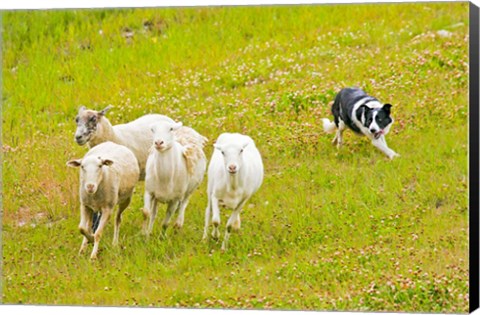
[332,87,393,139]
[322,87,399,159]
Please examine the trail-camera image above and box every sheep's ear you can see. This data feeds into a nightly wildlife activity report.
[67,159,82,168]
[102,159,114,166]
[98,105,113,116]
[78,106,86,114]
[241,141,250,150]
[173,122,183,130]
[213,143,222,151]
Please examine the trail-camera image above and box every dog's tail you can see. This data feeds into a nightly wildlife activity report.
[321,118,337,134]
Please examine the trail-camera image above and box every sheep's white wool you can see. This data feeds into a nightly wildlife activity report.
[67,141,140,260]
[175,126,208,176]
[203,133,264,251]
[143,121,207,236]
[74,106,174,180]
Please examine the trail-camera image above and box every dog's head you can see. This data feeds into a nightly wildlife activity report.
[358,104,393,139]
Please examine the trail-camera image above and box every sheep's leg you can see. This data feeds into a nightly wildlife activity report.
[92,213,101,233]
[79,205,94,240]
[80,237,89,255]
[142,192,153,235]
[231,211,241,231]
[221,200,247,251]
[147,198,159,236]
[79,205,94,254]
[202,196,212,241]
[90,208,112,260]
[113,196,131,246]
[174,197,190,229]
[211,197,221,240]
[161,200,180,237]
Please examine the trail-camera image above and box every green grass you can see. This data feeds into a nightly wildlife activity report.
[1,2,469,312]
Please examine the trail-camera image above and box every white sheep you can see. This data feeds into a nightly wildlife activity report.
[203,133,264,251]
[74,105,174,180]
[143,121,207,237]
[67,141,140,260]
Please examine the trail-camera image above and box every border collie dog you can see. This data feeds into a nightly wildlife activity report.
[321,87,399,159]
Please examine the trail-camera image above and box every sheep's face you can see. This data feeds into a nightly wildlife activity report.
[150,121,183,152]
[67,156,113,194]
[74,105,112,145]
[214,142,249,175]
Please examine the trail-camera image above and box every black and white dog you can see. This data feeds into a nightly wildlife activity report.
[321,87,399,159]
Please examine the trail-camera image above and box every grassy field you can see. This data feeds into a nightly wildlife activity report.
[1,3,470,313]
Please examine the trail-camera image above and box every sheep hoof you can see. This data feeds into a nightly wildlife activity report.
[142,228,151,238]
[141,224,148,235]
[389,152,400,159]
[232,221,241,231]
[173,222,183,229]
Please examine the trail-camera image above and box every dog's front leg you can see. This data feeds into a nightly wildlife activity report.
[371,136,399,159]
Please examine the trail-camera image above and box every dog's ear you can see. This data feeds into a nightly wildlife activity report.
[383,103,392,115]
[357,105,369,124]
